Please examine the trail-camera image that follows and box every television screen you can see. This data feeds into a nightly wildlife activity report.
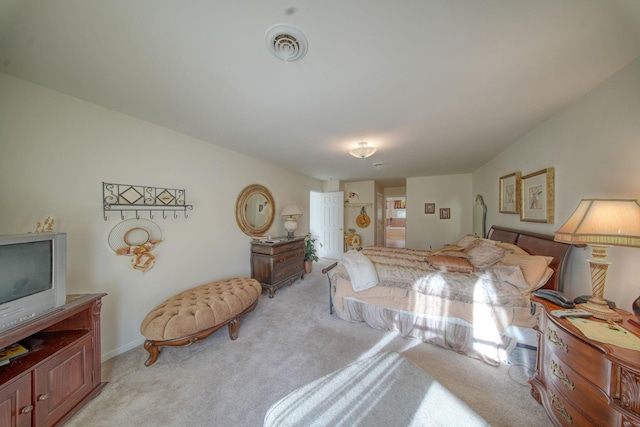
[0,241,53,305]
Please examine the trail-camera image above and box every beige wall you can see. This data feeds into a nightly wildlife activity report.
[406,174,473,249]
[473,56,640,312]
[0,73,323,360]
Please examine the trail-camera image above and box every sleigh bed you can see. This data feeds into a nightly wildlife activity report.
[323,226,572,365]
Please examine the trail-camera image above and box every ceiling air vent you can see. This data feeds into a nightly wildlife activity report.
[265,24,308,62]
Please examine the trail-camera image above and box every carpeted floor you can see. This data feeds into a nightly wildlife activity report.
[66,258,552,427]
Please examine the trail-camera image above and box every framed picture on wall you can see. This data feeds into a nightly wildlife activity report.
[520,167,554,223]
[440,208,451,219]
[499,172,521,214]
[424,203,435,214]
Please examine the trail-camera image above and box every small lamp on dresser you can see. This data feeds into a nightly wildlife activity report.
[554,198,640,322]
[281,202,302,238]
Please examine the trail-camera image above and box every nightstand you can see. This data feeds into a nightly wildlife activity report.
[530,297,640,426]
[250,237,305,298]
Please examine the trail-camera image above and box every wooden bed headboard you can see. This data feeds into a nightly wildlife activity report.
[487,225,572,292]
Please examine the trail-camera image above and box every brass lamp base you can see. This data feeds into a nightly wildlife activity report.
[578,299,622,322]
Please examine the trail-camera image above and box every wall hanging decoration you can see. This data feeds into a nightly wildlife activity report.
[344,229,362,250]
[103,182,193,220]
[424,203,435,214]
[499,172,521,214]
[356,206,371,228]
[34,216,55,233]
[109,219,162,272]
[440,208,451,219]
[520,168,554,223]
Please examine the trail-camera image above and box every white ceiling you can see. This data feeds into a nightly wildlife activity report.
[2,0,640,186]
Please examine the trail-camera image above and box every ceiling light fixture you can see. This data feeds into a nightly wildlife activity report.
[349,142,377,159]
[265,24,308,62]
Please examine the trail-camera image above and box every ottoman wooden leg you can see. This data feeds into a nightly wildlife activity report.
[143,340,161,367]
[228,318,239,340]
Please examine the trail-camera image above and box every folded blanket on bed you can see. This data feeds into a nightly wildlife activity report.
[340,251,379,292]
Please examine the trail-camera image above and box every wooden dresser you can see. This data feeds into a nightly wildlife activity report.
[251,237,305,298]
[530,297,640,426]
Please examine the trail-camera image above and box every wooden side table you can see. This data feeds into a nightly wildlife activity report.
[530,297,640,426]
[251,237,305,298]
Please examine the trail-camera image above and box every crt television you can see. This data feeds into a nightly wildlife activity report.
[0,232,67,332]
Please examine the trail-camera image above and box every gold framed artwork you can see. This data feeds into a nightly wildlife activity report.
[440,208,450,219]
[520,167,554,223]
[425,203,435,214]
[499,172,520,214]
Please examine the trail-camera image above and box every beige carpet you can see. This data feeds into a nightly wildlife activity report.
[67,258,552,427]
[264,351,489,426]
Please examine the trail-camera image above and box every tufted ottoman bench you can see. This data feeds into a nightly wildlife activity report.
[140,277,261,366]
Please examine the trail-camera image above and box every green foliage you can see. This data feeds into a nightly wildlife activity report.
[304,233,322,262]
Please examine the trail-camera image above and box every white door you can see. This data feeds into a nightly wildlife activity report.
[319,191,344,259]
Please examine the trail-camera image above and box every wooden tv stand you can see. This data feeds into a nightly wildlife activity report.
[0,294,107,427]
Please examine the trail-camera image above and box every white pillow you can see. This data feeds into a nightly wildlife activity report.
[340,251,379,292]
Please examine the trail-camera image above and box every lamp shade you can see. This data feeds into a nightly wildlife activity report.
[280,202,302,217]
[554,199,640,247]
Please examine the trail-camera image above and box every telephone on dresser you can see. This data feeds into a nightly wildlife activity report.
[533,289,575,308]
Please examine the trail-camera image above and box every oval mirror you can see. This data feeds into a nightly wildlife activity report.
[235,184,275,236]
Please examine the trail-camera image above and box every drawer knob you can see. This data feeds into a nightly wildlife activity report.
[20,405,34,414]
[551,360,574,390]
[37,393,50,401]
[550,391,573,424]
[546,327,568,352]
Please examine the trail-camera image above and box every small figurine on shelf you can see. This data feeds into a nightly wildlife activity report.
[34,217,55,233]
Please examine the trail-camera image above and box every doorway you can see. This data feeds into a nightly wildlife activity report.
[386,197,406,248]
[310,190,344,260]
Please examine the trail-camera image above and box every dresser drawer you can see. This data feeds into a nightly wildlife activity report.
[272,248,304,267]
[273,262,303,282]
[543,352,617,426]
[252,239,304,256]
[541,316,611,391]
[544,384,597,427]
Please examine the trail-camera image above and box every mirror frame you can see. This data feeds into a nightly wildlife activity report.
[473,194,487,238]
[235,184,275,236]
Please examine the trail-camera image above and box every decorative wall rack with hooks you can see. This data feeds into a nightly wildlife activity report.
[344,202,373,208]
[103,182,193,221]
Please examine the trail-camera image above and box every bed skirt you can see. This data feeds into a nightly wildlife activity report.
[339,296,518,365]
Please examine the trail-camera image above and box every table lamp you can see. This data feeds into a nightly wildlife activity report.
[281,202,302,238]
[554,199,640,321]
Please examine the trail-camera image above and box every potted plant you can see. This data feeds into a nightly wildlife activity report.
[304,233,321,273]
